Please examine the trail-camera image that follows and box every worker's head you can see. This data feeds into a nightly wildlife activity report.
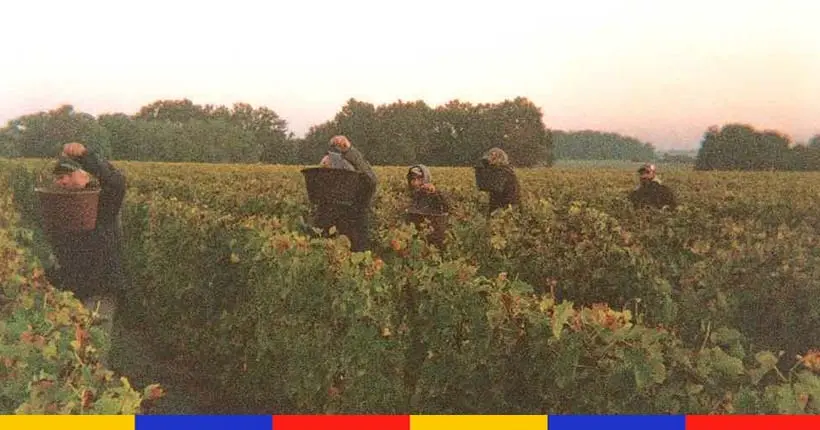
[407,164,432,191]
[637,163,657,184]
[52,157,90,190]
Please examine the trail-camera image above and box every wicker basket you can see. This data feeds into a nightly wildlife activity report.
[35,187,100,234]
[474,165,508,193]
[301,168,368,206]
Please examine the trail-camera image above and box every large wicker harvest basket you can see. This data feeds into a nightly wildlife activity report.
[474,164,508,193]
[35,187,100,234]
[301,168,368,206]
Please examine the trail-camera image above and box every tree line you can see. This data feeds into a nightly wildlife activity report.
[0,98,663,167]
[695,124,820,171]
[0,98,555,167]
[1,98,816,169]
[0,101,293,164]
[552,130,656,161]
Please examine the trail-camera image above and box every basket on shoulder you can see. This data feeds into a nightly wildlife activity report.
[474,159,509,194]
[301,167,370,206]
[35,160,101,235]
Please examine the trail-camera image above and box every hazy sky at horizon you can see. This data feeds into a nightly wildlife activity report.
[1,0,817,150]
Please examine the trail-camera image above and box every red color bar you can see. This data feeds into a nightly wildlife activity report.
[687,415,820,430]
[273,415,410,430]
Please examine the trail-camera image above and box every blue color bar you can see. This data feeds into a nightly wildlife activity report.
[136,415,272,430]
[548,415,685,430]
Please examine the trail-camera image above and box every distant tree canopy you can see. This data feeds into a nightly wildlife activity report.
[551,130,657,161]
[0,97,554,167]
[297,97,553,167]
[659,152,696,164]
[695,123,820,171]
[1,99,815,170]
[0,105,113,159]
[0,101,293,164]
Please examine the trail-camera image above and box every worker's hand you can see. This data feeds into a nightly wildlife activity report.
[62,142,88,157]
[420,183,436,193]
[319,155,331,167]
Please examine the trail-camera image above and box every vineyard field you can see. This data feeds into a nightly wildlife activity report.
[2,157,820,415]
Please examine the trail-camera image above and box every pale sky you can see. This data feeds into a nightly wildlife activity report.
[1,0,818,150]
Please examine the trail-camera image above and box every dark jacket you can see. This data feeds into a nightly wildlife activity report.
[319,145,377,212]
[337,146,377,207]
[628,180,676,210]
[405,164,450,248]
[411,189,449,215]
[45,151,127,300]
[324,151,355,171]
[406,164,449,214]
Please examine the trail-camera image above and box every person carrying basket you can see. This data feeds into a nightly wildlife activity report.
[43,142,127,366]
[475,147,520,216]
[311,135,378,252]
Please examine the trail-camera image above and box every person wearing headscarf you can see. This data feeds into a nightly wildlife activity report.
[406,164,449,214]
[405,164,450,248]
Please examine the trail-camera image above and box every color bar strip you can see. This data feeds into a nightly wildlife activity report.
[410,414,547,430]
[0,415,135,430]
[9,413,820,430]
[136,415,272,430]
[273,414,409,430]
[687,414,820,430]
[548,415,684,430]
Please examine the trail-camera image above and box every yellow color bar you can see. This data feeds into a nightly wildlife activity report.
[0,415,134,430]
[410,415,547,430]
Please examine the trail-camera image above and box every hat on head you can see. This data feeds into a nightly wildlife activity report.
[637,163,656,175]
[482,147,510,166]
[407,164,432,184]
[52,156,83,175]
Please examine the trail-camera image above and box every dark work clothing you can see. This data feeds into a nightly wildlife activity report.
[406,164,449,214]
[314,203,372,252]
[339,146,377,206]
[406,190,450,249]
[339,146,376,181]
[628,180,677,210]
[325,151,355,171]
[44,151,127,301]
[315,146,377,252]
[409,189,449,215]
[405,164,449,248]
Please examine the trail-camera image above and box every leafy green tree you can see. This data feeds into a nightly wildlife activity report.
[483,97,552,167]
[135,99,207,123]
[552,130,656,161]
[0,105,111,158]
[695,124,801,171]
